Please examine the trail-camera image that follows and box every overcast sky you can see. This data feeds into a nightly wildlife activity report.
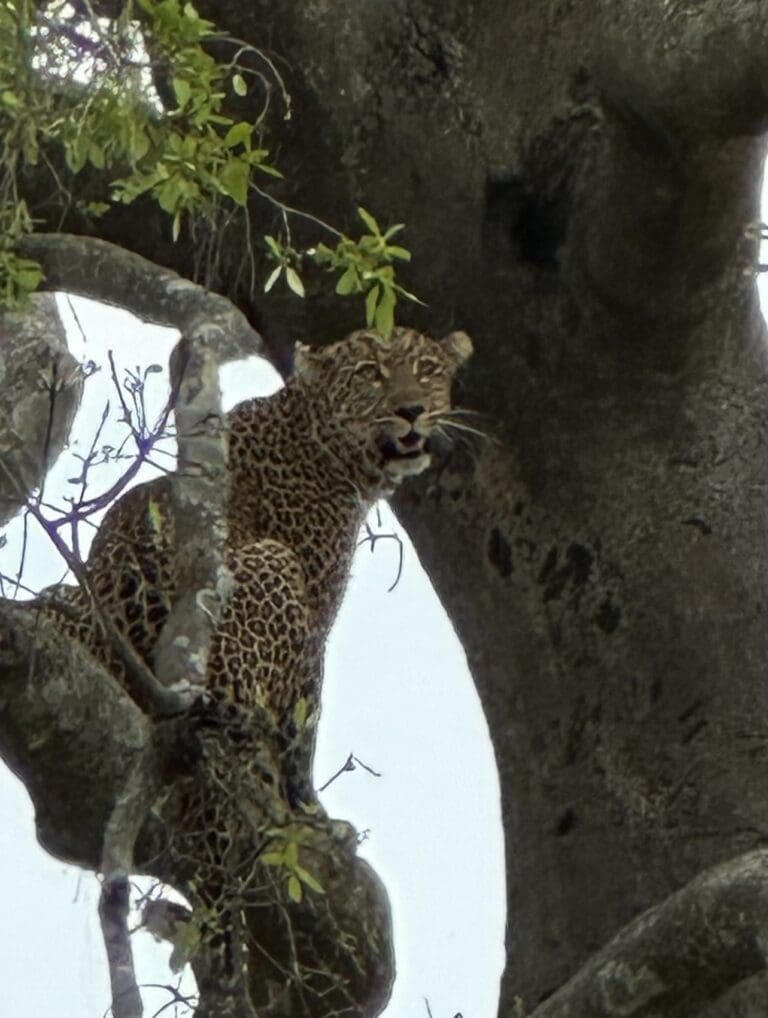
[0,294,505,1018]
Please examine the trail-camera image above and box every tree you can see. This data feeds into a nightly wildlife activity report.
[1,1,767,1016]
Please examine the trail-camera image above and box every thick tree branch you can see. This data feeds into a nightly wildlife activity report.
[19,234,264,364]
[0,600,149,868]
[151,335,232,690]
[526,849,768,1017]
[0,294,82,527]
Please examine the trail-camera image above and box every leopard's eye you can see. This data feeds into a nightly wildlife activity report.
[355,361,382,384]
[416,357,443,381]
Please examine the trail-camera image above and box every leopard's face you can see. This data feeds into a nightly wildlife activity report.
[293,327,473,489]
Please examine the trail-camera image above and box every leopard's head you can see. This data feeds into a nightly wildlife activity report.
[293,327,473,493]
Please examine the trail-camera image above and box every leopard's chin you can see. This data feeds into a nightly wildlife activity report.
[377,432,432,485]
[385,452,432,483]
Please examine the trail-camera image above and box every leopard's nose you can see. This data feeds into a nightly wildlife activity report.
[398,405,425,423]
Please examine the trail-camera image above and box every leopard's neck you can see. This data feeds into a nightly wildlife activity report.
[226,387,377,632]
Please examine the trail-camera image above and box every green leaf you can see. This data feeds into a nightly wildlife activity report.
[309,242,334,266]
[173,77,191,110]
[394,284,426,305]
[256,161,284,178]
[130,129,151,162]
[374,285,396,338]
[15,263,43,293]
[172,210,182,242]
[260,852,285,866]
[284,841,299,867]
[293,696,308,729]
[85,202,110,216]
[232,73,247,96]
[147,497,164,535]
[264,235,282,257]
[286,267,305,297]
[264,265,282,293]
[287,875,303,903]
[218,158,249,206]
[358,234,380,254]
[295,866,325,894]
[382,223,405,241]
[15,257,43,274]
[372,264,394,283]
[156,177,183,214]
[335,266,359,296]
[22,132,39,166]
[88,144,105,170]
[365,284,380,327]
[223,121,252,149]
[111,169,165,204]
[357,206,381,236]
[386,245,411,262]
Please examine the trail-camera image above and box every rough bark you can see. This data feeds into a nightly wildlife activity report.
[19,234,264,364]
[0,293,82,528]
[0,601,148,866]
[526,849,768,1018]
[0,604,394,1017]
[4,1,768,1016]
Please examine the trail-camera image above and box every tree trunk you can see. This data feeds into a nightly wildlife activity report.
[7,1,768,1015]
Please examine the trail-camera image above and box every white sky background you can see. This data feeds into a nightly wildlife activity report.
[0,294,505,1018]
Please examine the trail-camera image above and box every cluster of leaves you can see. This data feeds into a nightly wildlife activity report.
[107,0,284,240]
[261,827,325,905]
[0,0,282,277]
[265,207,421,337]
[0,201,43,307]
[0,0,419,332]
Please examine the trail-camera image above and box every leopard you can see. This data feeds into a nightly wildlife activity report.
[47,326,473,736]
[42,325,473,1011]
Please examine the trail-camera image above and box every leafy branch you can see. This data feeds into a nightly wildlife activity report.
[260,827,325,905]
[265,206,423,337]
[0,0,421,332]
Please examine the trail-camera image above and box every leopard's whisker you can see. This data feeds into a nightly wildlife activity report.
[436,417,494,442]
[441,407,491,421]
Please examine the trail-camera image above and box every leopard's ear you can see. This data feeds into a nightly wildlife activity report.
[442,330,473,363]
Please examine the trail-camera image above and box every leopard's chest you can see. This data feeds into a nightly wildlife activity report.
[230,459,367,635]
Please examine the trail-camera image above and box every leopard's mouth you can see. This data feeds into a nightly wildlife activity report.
[376,430,432,483]
[378,432,430,462]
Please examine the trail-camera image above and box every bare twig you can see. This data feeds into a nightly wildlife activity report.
[357,521,404,592]
[319,752,382,793]
[425,1002,463,1018]
[0,454,188,717]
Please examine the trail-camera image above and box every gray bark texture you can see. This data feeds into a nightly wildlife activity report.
[3,0,768,1016]
[0,293,82,527]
